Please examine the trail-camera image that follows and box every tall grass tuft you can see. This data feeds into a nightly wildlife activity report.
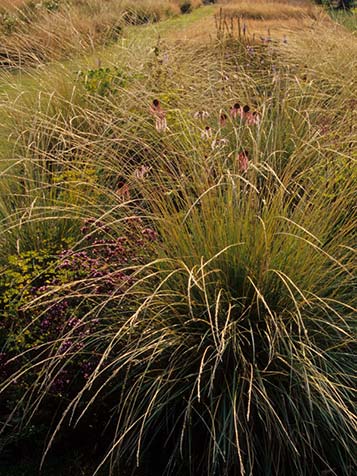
[77,160,355,476]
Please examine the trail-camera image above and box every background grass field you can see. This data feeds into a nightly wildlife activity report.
[0,1,356,475]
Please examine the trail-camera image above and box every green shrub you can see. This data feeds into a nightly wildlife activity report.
[0,13,18,35]
[78,67,127,96]
[0,218,158,455]
[39,0,61,12]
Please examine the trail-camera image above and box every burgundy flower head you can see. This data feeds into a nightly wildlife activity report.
[237,150,249,173]
[219,113,228,127]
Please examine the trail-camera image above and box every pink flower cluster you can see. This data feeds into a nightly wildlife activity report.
[229,103,260,125]
[149,98,261,136]
[150,99,167,132]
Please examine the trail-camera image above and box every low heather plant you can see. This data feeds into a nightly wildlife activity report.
[0,217,157,446]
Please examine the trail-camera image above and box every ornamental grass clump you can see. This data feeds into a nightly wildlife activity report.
[90,165,354,476]
[11,164,353,476]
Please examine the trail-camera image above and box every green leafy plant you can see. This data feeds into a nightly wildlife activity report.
[42,0,61,12]
[0,218,158,463]
[0,13,18,35]
[78,67,127,96]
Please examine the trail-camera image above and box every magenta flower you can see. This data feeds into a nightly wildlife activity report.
[150,99,164,118]
[201,126,212,139]
[237,150,249,173]
[219,113,228,127]
[230,103,241,119]
[150,99,167,132]
[142,228,158,241]
[240,105,250,120]
[116,181,130,200]
[194,110,210,120]
[247,111,261,126]
[134,165,151,180]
